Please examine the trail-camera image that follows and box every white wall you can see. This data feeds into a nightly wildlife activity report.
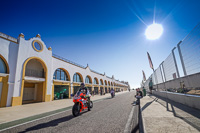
[0,38,19,106]
[13,37,52,100]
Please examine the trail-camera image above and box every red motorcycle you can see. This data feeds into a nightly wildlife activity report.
[72,92,93,117]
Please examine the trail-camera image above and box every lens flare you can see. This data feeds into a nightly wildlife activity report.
[145,23,163,40]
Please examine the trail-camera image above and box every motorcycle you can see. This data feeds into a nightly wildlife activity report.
[110,90,115,98]
[72,92,93,117]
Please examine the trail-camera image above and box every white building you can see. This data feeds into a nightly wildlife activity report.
[0,32,129,108]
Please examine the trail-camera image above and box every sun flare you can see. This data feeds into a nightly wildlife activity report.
[145,23,163,40]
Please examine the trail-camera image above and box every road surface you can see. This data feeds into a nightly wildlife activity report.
[2,91,138,133]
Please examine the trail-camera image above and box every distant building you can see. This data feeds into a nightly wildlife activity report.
[0,32,129,107]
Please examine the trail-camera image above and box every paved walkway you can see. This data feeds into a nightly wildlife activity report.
[140,94,200,133]
[0,91,128,125]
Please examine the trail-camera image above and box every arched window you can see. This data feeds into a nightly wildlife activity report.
[100,79,103,85]
[73,73,82,82]
[94,78,98,84]
[85,76,91,84]
[53,69,69,81]
[25,59,44,78]
[0,57,7,73]
[104,80,107,85]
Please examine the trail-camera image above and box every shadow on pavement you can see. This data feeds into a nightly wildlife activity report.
[170,104,200,132]
[105,97,114,100]
[141,98,157,111]
[131,123,139,133]
[18,112,88,133]
[150,94,200,132]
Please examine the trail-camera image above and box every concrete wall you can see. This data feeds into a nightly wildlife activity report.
[153,91,200,110]
[153,72,200,91]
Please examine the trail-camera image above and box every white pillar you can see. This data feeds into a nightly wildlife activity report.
[70,83,73,95]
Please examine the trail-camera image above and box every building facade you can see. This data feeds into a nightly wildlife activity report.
[0,32,130,108]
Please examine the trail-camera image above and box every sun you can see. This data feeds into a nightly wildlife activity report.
[145,23,163,40]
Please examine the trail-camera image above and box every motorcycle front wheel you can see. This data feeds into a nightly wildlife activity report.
[90,101,93,108]
[72,104,80,117]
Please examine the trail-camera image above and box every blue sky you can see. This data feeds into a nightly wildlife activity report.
[1,0,200,88]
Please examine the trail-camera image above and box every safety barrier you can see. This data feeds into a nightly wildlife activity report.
[153,91,200,110]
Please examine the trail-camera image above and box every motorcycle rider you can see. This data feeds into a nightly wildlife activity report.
[77,83,91,111]
[110,88,115,97]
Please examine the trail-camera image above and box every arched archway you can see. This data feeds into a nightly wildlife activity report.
[104,80,107,85]
[0,55,9,107]
[99,79,104,95]
[100,79,104,85]
[111,82,113,92]
[108,81,111,93]
[85,75,92,93]
[53,68,71,100]
[93,77,99,84]
[53,68,70,81]
[93,77,99,95]
[85,75,92,84]
[73,72,83,83]
[108,81,110,86]
[12,57,48,106]
[0,54,9,74]
[104,80,108,93]
[25,59,45,78]
[73,72,83,94]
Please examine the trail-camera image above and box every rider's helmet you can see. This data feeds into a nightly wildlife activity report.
[82,89,86,94]
[81,83,85,86]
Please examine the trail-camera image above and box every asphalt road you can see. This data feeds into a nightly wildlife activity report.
[2,91,138,133]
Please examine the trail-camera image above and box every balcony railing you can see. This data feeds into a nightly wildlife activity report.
[0,32,18,43]
[52,54,86,69]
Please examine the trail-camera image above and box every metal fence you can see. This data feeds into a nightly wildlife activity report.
[162,52,178,81]
[143,23,200,96]
[178,23,200,76]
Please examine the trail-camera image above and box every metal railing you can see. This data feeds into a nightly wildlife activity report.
[90,69,104,75]
[52,54,86,69]
[106,76,112,79]
[0,32,18,43]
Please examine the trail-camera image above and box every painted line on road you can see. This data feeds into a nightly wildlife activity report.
[0,108,72,132]
[0,95,119,132]
[124,105,135,133]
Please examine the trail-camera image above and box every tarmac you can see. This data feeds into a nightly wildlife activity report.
[0,91,127,125]
[1,91,200,133]
[140,93,200,133]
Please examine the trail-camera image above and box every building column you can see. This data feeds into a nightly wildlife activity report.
[0,75,9,107]
[51,84,54,101]
[98,86,100,95]
[92,85,94,95]
[70,83,73,98]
